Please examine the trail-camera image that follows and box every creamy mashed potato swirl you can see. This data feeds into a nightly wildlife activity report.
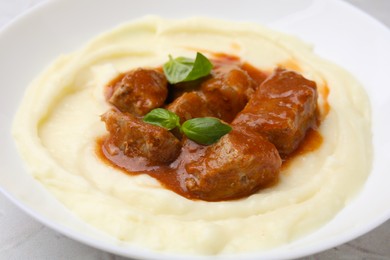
[13,17,371,255]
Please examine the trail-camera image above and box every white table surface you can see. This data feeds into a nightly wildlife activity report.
[1,0,389,259]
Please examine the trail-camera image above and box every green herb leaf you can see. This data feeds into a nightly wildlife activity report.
[181,117,232,145]
[163,52,213,84]
[143,108,180,130]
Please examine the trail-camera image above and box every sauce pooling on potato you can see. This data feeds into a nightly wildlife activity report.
[98,54,325,201]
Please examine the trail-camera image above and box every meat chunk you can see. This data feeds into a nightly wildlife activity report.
[108,68,168,116]
[166,92,216,124]
[101,109,181,164]
[241,62,268,88]
[233,68,318,156]
[167,64,256,124]
[183,127,281,201]
[200,65,256,122]
[167,78,206,102]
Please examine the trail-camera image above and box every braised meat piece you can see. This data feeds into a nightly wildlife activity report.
[167,64,256,124]
[183,127,281,201]
[108,68,168,116]
[241,62,268,87]
[167,78,206,102]
[233,68,318,156]
[166,92,216,124]
[200,65,256,122]
[101,109,181,164]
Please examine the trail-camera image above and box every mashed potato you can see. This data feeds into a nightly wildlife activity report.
[12,17,372,255]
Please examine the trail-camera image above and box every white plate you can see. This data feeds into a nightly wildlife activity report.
[1,0,390,259]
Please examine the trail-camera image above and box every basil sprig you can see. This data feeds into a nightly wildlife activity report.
[163,52,213,84]
[143,108,232,145]
[181,117,233,145]
[143,108,180,130]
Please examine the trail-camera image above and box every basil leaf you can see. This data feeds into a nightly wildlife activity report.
[143,108,180,130]
[181,117,232,145]
[143,109,231,145]
[163,52,213,84]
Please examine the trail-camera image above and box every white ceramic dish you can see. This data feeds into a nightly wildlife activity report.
[1,0,390,259]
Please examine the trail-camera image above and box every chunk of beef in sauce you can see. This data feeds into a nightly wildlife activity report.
[108,68,168,116]
[101,109,181,164]
[200,65,257,122]
[182,127,282,201]
[167,63,258,124]
[167,78,206,102]
[233,68,318,157]
[166,92,217,124]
